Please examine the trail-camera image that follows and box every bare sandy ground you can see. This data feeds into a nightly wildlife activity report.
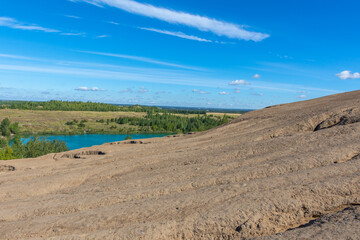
[1,90,360,239]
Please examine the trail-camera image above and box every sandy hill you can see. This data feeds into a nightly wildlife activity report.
[1,91,360,240]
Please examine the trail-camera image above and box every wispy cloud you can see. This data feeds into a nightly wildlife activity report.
[96,35,111,38]
[0,53,341,94]
[253,74,261,79]
[251,93,264,96]
[0,53,39,61]
[138,87,148,93]
[233,87,241,93]
[297,94,307,98]
[107,21,120,25]
[0,63,215,87]
[73,0,269,41]
[61,32,86,36]
[219,91,230,95]
[69,0,104,7]
[139,27,212,42]
[64,15,82,19]
[0,17,85,36]
[229,79,251,85]
[336,70,360,80]
[75,86,105,91]
[119,88,133,93]
[0,17,59,33]
[192,89,209,94]
[77,50,205,71]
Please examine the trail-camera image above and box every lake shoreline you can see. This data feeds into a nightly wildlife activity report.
[19,133,172,150]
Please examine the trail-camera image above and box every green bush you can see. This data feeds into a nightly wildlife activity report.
[0,118,69,160]
[0,118,11,137]
[9,122,20,134]
[0,136,69,160]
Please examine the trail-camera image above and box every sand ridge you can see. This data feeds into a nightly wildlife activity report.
[0,90,360,239]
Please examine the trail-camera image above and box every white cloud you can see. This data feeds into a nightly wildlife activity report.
[96,35,111,38]
[119,88,132,93]
[1,59,339,93]
[251,93,264,96]
[219,91,230,95]
[253,74,261,79]
[77,50,204,71]
[297,95,307,98]
[138,87,148,93]
[336,70,360,80]
[75,87,90,91]
[229,79,250,85]
[61,32,86,36]
[75,86,105,91]
[297,90,307,94]
[139,27,212,42]
[74,0,269,41]
[64,15,82,19]
[0,17,85,37]
[69,0,104,7]
[192,89,209,94]
[107,21,119,25]
[0,17,59,33]
[0,53,39,61]
[0,63,213,86]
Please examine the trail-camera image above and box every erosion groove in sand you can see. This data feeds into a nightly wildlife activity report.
[1,90,360,239]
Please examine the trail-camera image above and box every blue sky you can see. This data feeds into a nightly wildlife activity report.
[0,0,359,109]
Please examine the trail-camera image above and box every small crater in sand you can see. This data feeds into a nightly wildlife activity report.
[0,165,16,172]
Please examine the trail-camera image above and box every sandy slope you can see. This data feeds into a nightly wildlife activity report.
[1,90,360,240]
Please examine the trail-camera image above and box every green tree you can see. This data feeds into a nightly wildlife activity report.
[0,118,11,137]
[0,146,14,160]
[9,122,20,134]
[0,138,8,148]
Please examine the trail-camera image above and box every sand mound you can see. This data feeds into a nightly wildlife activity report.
[0,90,360,239]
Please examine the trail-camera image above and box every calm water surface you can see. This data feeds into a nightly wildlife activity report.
[22,134,170,150]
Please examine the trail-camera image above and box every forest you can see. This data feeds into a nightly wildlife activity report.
[0,100,247,114]
[0,100,120,112]
[116,112,229,133]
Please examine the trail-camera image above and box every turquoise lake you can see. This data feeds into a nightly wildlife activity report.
[21,134,170,150]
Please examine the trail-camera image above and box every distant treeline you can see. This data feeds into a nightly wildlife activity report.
[0,100,247,114]
[0,100,120,112]
[119,105,208,114]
